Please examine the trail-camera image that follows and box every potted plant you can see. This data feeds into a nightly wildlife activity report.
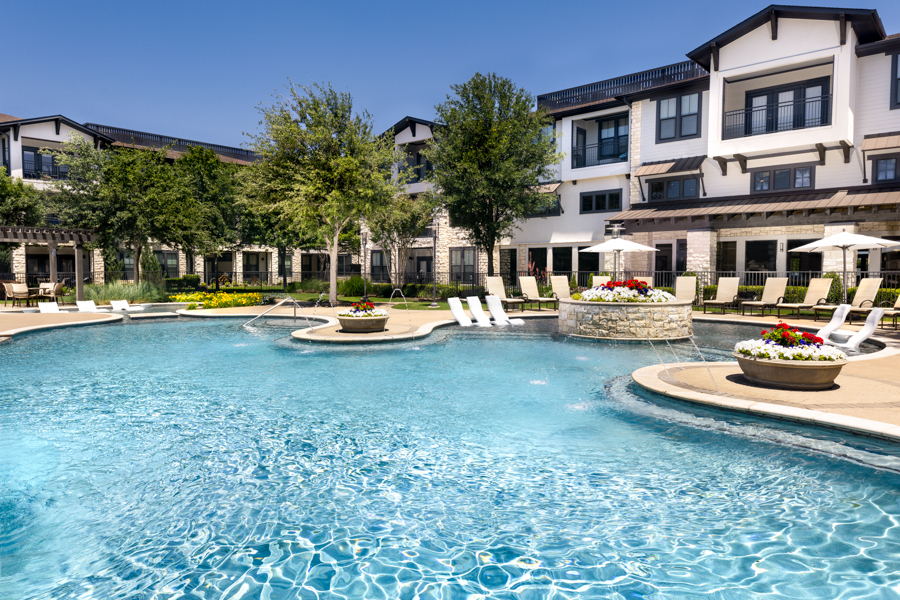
[733,323,848,390]
[336,301,389,333]
[572,279,677,303]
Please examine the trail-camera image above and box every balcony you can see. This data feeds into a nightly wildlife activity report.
[571,141,628,169]
[723,94,831,140]
[22,159,68,180]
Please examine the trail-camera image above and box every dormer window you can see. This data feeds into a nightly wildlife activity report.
[656,92,701,143]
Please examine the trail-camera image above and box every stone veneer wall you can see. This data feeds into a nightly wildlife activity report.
[558,299,693,340]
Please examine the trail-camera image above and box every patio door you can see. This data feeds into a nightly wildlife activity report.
[655,243,673,288]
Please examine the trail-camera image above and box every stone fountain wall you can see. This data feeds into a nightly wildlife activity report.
[558,299,693,341]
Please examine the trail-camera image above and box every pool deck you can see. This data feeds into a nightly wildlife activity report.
[0,308,123,341]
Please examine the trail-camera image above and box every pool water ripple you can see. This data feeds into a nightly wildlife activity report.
[2,319,900,599]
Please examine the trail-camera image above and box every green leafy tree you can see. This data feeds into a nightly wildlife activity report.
[244,82,405,303]
[367,194,437,285]
[46,134,203,281]
[174,146,243,253]
[0,169,45,226]
[423,72,561,275]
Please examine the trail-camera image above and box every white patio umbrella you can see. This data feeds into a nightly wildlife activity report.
[579,237,658,282]
[790,231,900,303]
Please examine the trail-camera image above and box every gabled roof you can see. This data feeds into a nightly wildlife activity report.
[857,31,900,57]
[687,5,887,71]
[0,113,21,123]
[0,115,115,142]
[385,116,435,139]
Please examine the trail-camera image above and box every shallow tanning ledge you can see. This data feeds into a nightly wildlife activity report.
[558,299,693,341]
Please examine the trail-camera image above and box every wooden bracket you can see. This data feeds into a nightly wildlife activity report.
[839,13,847,45]
[54,118,61,135]
[734,154,748,174]
[839,140,852,163]
[713,156,728,176]
[816,143,827,165]
[711,42,719,72]
[409,122,416,137]
[12,124,19,141]
[770,9,778,40]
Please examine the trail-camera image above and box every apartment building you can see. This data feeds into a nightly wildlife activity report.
[517,5,900,287]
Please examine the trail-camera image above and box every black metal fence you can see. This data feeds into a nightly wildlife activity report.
[723,94,830,140]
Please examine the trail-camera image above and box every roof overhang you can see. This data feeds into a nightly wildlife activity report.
[0,226,98,244]
[385,116,435,139]
[0,115,115,143]
[534,183,561,194]
[856,33,900,57]
[635,156,706,177]
[687,5,886,71]
[861,131,900,152]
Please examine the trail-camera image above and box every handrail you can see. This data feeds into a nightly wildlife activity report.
[242,296,311,329]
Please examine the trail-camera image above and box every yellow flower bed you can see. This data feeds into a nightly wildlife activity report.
[169,291,263,309]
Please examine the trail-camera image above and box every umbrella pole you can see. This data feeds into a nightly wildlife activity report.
[842,248,848,304]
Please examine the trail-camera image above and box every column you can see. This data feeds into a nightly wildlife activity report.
[74,244,84,301]
[686,229,717,273]
[48,242,58,283]
[234,250,243,284]
[93,248,105,284]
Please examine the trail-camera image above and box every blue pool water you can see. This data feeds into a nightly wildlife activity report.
[2,318,900,599]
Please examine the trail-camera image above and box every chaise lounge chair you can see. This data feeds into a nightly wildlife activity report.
[519,276,558,310]
[593,276,611,287]
[880,295,900,329]
[674,276,697,305]
[447,297,473,327]
[486,295,525,326]
[828,308,884,353]
[775,278,833,318]
[37,301,69,314]
[76,300,110,313]
[550,276,571,301]
[486,276,525,312]
[813,278,882,323]
[465,296,493,327]
[816,304,851,342]
[110,300,146,312]
[740,277,788,316]
[702,277,740,314]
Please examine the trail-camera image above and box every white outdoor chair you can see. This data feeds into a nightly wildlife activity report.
[110,300,145,312]
[485,295,525,326]
[831,308,885,353]
[76,301,110,313]
[465,296,493,327]
[815,304,851,342]
[446,297,473,327]
[37,301,67,314]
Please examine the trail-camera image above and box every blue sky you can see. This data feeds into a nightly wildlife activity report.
[4,1,899,148]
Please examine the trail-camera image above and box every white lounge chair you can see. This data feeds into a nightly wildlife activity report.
[37,301,68,314]
[465,296,493,327]
[486,295,525,326]
[816,304,851,342]
[674,276,697,304]
[110,300,145,312]
[550,276,571,301]
[486,276,525,311]
[831,308,884,353]
[519,277,558,310]
[775,278,833,318]
[76,300,110,313]
[447,297,473,327]
[702,277,740,314]
[741,277,788,316]
[814,278,882,322]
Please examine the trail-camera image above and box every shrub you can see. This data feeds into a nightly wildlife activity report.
[85,281,167,304]
[170,291,263,309]
[337,275,366,296]
[288,278,329,293]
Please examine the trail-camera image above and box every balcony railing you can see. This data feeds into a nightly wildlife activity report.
[538,61,707,113]
[723,95,831,140]
[22,159,68,180]
[571,140,628,169]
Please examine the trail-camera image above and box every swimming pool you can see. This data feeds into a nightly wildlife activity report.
[2,319,899,598]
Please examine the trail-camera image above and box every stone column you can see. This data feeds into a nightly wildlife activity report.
[234,250,243,284]
[628,102,642,208]
[48,242,58,283]
[12,245,26,275]
[74,244,84,301]
[93,248,105,284]
[686,229,717,273]
[624,233,652,274]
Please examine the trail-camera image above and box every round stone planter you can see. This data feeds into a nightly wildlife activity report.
[558,299,692,341]
[732,352,848,391]
[337,315,389,333]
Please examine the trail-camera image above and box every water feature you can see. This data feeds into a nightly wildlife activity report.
[2,319,899,598]
[243,295,314,330]
[655,309,720,392]
[388,287,413,330]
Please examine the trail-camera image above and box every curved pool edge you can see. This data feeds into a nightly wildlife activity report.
[632,362,900,443]
[0,313,124,342]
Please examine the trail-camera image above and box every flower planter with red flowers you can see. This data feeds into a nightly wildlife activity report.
[336,301,389,333]
[733,323,848,390]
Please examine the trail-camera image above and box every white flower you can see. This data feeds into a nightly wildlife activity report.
[579,286,676,303]
[337,308,388,318]
[734,339,846,362]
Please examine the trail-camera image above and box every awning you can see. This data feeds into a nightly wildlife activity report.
[634,155,706,177]
[0,225,98,244]
[534,182,561,194]
[861,132,900,152]
[607,187,900,221]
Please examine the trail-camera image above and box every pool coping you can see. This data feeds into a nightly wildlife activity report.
[632,362,900,443]
[0,313,124,343]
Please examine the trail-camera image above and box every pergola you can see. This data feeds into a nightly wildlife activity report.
[0,225,99,301]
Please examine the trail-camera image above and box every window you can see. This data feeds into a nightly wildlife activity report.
[716,242,737,272]
[371,250,388,282]
[527,248,547,275]
[450,247,476,283]
[649,176,699,201]
[154,251,179,278]
[597,114,628,164]
[749,164,815,194]
[22,146,68,180]
[578,247,600,273]
[552,247,572,272]
[745,240,777,272]
[656,92,701,142]
[278,252,292,277]
[527,195,561,218]
[580,189,622,213]
[787,239,822,272]
[876,158,897,182]
[891,54,900,110]
[337,254,355,275]
[739,77,830,137]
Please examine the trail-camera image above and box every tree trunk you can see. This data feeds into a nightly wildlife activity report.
[279,247,287,292]
[486,242,495,276]
[328,230,340,305]
[133,243,142,283]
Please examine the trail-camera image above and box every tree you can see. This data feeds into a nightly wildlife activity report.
[244,82,405,303]
[0,169,45,226]
[423,72,561,275]
[47,134,203,281]
[367,194,436,285]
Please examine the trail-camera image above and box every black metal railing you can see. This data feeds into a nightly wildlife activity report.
[22,159,69,180]
[84,123,258,162]
[723,95,831,140]
[571,139,628,169]
[538,61,707,113]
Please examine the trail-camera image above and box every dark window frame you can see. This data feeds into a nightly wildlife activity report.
[655,91,703,144]
[647,175,700,201]
[891,54,900,111]
[526,194,562,218]
[742,76,831,136]
[450,246,477,283]
[579,189,623,214]
[748,162,817,194]
[22,145,69,180]
[867,152,900,184]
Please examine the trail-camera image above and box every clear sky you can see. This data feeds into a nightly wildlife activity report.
[4,1,899,149]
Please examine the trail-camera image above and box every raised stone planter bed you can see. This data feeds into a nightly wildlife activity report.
[336,315,389,333]
[558,299,692,341]
[732,352,848,391]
